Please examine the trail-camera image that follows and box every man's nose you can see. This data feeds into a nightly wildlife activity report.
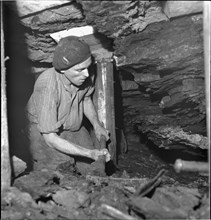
[82,69,89,78]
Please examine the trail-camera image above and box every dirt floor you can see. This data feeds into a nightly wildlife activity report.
[1,131,210,220]
[118,133,209,192]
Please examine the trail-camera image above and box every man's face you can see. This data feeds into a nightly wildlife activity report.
[62,57,92,86]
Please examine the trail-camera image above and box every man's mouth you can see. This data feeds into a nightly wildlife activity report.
[80,78,87,82]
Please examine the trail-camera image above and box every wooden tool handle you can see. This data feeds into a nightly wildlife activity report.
[174,159,209,173]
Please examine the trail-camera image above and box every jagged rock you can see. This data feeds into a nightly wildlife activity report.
[21,2,85,32]
[152,186,201,211]
[121,80,139,91]
[52,189,90,209]
[79,0,168,38]
[114,14,203,68]
[194,195,210,219]
[162,1,203,19]
[15,0,71,17]
[117,14,207,150]
[1,186,37,208]
[128,185,203,219]
[11,156,27,177]
[21,2,86,63]
[37,201,77,219]
[13,170,62,200]
[128,196,188,219]
[136,125,208,150]
[1,210,24,220]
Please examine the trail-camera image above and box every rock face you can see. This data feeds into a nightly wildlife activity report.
[78,0,168,38]
[21,1,86,65]
[115,14,207,151]
[3,1,208,154]
[4,1,87,77]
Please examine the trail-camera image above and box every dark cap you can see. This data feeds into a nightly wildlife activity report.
[53,36,91,71]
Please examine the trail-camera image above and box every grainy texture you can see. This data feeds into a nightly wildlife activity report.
[21,2,86,63]
[1,11,11,190]
[16,0,71,17]
[78,0,168,38]
[93,60,117,162]
[117,14,207,150]
[5,0,207,156]
[2,2,209,219]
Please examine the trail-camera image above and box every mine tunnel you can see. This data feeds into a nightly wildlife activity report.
[1,1,210,219]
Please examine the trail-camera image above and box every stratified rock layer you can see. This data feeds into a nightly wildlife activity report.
[115,15,207,150]
[79,0,168,38]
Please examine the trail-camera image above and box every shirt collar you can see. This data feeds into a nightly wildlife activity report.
[57,70,79,93]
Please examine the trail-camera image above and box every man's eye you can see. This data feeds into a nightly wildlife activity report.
[78,68,85,72]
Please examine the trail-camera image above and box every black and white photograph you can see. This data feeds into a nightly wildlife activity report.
[1,1,210,219]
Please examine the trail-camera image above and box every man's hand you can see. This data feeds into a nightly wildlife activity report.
[91,148,111,162]
[94,124,110,142]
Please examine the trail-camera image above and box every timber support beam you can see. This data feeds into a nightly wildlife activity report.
[93,57,117,165]
[1,7,11,191]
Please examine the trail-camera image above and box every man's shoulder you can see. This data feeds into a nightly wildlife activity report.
[35,68,58,88]
[38,67,56,79]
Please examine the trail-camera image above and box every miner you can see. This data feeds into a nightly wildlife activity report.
[25,36,111,175]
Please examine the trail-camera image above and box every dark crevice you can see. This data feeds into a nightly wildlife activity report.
[35,195,53,204]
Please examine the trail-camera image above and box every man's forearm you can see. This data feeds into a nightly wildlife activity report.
[43,132,111,162]
[43,133,92,159]
[83,96,101,129]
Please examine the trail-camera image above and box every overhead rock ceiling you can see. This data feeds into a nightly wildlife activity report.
[77,0,168,38]
[7,1,203,64]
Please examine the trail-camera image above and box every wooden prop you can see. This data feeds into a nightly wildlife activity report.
[174,159,209,174]
[101,204,138,220]
[203,1,210,141]
[93,58,117,164]
[134,169,166,197]
[86,175,148,185]
[1,7,11,191]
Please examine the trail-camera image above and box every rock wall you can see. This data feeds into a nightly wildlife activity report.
[115,14,207,151]
[4,1,87,76]
[78,0,168,38]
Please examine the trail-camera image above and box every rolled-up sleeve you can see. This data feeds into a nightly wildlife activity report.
[33,75,62,133]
